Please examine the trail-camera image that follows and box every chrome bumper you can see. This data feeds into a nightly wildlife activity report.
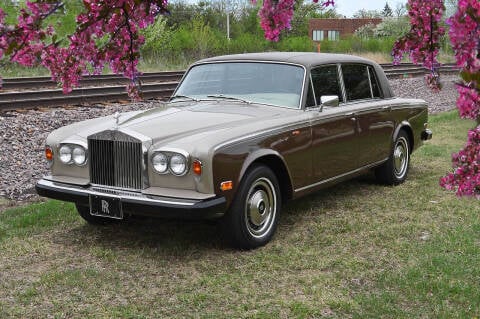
[35,179,226,219]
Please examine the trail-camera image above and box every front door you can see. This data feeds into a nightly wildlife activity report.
[306,65,359,182]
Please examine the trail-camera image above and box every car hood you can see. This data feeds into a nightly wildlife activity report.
[59,101,299,147]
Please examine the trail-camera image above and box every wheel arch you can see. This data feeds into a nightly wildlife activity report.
[238,150,293,204]
[394,121,414,152]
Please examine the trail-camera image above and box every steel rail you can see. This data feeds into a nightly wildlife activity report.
[2,71,185,90]
[0,64,460,112]
[0,82,177,111]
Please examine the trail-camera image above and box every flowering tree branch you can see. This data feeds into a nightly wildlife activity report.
[0,0,168,97]
[391,0,445,91]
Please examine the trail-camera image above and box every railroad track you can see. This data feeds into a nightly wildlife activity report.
[0,63,459,112]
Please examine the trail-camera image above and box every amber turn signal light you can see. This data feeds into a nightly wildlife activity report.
[45,147,53,161]
[192,160,202,175]
[220,181,233,191]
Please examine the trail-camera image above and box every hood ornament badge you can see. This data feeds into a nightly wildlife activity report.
[114,112,121,129]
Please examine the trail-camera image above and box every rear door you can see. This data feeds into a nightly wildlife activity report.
[340,64,395,167]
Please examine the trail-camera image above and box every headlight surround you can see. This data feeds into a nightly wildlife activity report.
[59,145,72,164]
[72,146,87,166]
[58,144,87,166]
[151,150,189,176]
[170,154,187,176]
[152,152,168,174]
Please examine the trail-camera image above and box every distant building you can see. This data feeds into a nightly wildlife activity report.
[309,18,382,41]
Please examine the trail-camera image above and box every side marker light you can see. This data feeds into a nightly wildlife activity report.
[193,160,202,175]
[45,147,53,161]
[220,181,233,191]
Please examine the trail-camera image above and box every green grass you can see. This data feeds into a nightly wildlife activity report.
[0,110,479,318]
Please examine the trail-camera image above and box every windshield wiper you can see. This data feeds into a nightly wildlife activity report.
[169,95,199,103]
[206,94,252,104]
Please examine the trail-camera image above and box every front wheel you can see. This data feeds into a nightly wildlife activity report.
[221,165,281,249]
[375,130,410,185]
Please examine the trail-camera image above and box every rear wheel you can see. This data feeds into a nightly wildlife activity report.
[375,130,410,185]
[75,204,118,225]
[221,165,281,249]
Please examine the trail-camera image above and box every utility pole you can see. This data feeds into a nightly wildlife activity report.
[226,0,230,40]
[227,10,230,40]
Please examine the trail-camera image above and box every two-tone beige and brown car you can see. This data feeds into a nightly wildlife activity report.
[36,52,432,248]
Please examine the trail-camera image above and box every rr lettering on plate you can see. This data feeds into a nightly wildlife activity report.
[101,200,110,214]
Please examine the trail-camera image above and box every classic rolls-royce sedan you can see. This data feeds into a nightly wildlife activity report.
[36,52,432,248]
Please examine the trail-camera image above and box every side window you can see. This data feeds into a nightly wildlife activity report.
[307,65,343,107]
[368,66,382,98]
[341,64,371,101]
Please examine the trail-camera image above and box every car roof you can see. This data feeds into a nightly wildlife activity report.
[195,52,375,68]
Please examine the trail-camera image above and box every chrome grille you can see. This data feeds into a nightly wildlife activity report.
[88,130,143,190]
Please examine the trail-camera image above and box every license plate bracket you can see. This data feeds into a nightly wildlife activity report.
[89,195,123,219]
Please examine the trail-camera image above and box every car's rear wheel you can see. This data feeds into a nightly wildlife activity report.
[75,204,118,225]
[375,130,410,185]
[221,165,281,249]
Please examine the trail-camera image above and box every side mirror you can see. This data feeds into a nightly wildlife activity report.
[320,95,339,108]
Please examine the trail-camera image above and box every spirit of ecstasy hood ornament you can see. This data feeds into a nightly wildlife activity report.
[113,111,120,129]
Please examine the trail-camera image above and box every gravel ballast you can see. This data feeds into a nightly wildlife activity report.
[0,75,460,202]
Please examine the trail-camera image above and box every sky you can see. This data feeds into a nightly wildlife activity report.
[335,0,406,18]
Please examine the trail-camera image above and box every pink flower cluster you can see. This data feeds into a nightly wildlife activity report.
[446,0,479,120]
[256,0,334,42]
[392,0,445,91]
[257,0,296,42]
[440,127,480,197]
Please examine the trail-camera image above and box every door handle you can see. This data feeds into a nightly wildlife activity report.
[345,112,356,121]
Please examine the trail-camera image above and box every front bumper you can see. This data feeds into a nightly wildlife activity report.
[35,179,226,219]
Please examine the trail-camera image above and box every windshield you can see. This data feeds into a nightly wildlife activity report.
[173,62,305,108]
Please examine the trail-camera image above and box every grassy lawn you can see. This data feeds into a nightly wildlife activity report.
[1,110,479,318]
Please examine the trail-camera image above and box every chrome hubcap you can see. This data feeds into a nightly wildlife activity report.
[394,137,408,178]
[245,178,277,239]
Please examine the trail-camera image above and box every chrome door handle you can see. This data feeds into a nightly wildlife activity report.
[345,112,356,121]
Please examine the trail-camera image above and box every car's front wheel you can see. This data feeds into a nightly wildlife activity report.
[75,204,118,225]
[375,130,410,185]
[221,165,281,249]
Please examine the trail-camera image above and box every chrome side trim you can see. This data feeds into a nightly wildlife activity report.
[294,158,388,193]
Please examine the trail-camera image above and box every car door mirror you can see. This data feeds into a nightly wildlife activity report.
[320,95,339,108]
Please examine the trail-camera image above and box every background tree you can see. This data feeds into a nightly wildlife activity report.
[353,8,382,19]
[381,2,393,17]
[394,2,407,18]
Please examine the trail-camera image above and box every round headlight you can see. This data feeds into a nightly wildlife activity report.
[152,152,168,174]
[59,145,72,164]
[72,146,86,165]
[170,154,187,175]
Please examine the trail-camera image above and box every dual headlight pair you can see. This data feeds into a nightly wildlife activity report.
[152,151,188,176]
[51,144,191,176]
[58,144,87,166]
